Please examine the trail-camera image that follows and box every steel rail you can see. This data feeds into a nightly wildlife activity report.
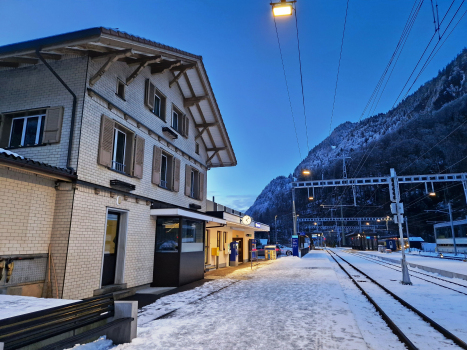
[328,249,467,349]
[325,250,417,349]
[350,251,467,290]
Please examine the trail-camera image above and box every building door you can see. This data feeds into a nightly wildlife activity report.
[102,212,120,286]
[233,238,243,264]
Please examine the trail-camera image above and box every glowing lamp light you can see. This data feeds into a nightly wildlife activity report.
[272,3,293,16]
[302,169,311,175]
[308,196,314,200]
[429,192,436,197]
[366,222,370,226]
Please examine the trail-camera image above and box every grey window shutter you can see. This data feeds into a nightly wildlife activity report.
[98,114,115,167]
[199,172,205,201]
[43,106,64,144]
[185,164,191,196]
[133,136,145,179]
[173,158,181,192]
[152,145,162,185]
[145,79,155,110]
[0,115,12,148]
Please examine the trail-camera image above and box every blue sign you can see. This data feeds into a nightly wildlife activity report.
[292,237,299,257]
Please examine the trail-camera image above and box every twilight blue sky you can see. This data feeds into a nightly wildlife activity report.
[1,0,465,211]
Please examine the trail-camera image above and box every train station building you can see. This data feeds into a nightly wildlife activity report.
[0,28,263,299]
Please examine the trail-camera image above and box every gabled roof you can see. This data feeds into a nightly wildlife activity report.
[0,148,76,180]
[0,27,237,168]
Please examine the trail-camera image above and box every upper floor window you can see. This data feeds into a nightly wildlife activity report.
[171,104,189,138]
[98,115,145,179]
[195,142,200,155]
[172,110,180,132]
[145,79,166,121]
[184,165,204,201]
[152,145,181,191]
[10,115,45,148]
[112,129,127,173]
[116,79,126,100]
[0,107,63,149]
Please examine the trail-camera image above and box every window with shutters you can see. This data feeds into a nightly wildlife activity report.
[160,152,173,189]
[107,123,135,176]
[145,79,166,121]
[171,104,189,137]
[0,107,63,149]
[190,168,199,199]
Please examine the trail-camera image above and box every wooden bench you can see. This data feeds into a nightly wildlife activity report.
[0,294,136,350]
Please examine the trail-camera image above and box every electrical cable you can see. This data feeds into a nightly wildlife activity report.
[294,5,310,152]
[329,0,350,136]
[273,16,302,160]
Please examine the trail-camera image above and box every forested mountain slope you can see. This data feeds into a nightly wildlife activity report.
[247,49,467,243]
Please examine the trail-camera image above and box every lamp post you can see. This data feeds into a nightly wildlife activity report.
[275,215,278,244]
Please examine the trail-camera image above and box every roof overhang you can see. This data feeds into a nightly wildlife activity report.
[150,208,226,224]
[0,27,237,168]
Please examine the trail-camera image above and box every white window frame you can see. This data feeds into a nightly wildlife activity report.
[172,111,179,131]
[161,154,168,188]
[190,169,195,198]
[112,129,127,172]
[9,115,44,147]
[154,93,161,117]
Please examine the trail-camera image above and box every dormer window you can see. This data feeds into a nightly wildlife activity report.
[116,79,126,100]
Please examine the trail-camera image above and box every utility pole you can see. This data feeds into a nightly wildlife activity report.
[390,168,412,285]
[405,217,410,250]
[292,188,297,237]
[275,215,277,244]
[448,202,458,256]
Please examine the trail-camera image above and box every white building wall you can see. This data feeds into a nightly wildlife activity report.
[78,60,208,210]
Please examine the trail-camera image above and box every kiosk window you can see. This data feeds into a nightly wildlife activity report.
[156,218,179,252]
[181,219,203,252]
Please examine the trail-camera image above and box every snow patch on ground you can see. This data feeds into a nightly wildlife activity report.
[0,295,75,320]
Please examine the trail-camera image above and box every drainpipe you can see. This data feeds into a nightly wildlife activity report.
[36,49,77,171]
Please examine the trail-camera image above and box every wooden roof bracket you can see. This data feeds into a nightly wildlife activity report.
[169,63,196,88]
[150,60,181,75]
[89,49,134,86]
[207,150,219,163]
[195,127,207,140]
[194,122,218,128]
[126,56,162,85]
[184,96,207,108]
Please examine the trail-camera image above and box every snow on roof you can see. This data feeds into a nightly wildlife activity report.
[0,148,24,159]
[409,237,424,241]
[0,148,76,178]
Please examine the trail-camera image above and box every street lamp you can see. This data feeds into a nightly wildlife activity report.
[302,169,311,176]
[271,0,295,17]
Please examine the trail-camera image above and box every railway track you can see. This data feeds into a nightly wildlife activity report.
[346,251,467,296]
[326,249,467,350]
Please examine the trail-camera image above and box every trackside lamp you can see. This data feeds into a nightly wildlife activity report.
[271,0,295,17]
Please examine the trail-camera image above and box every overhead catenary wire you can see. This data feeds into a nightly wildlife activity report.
[294,5,310,152]
[328,0,350,136]
[273,16,302,160]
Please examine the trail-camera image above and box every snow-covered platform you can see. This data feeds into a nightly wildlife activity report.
[117,250,370,349]
[358,250,467,281]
